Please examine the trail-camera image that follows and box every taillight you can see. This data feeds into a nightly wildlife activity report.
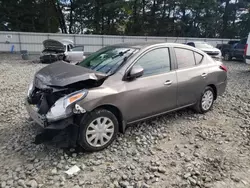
[244,44,248,56]
[220,65,228,72]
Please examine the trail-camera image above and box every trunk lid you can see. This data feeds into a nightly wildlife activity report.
[35,61,107,87]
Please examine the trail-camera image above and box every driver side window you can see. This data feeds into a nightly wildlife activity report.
[134,48,171,77]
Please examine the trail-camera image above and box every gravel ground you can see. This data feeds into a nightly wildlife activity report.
[0,53,250,188]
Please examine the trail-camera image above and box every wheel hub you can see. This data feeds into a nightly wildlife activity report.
[86,117,114,147]
[201,90,214,111]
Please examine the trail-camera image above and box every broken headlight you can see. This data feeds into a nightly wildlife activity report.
[46,89,88,122]
[27,82,34,97]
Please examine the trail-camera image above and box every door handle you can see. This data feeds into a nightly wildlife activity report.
[164,80,172,86]
[201,73,207,77]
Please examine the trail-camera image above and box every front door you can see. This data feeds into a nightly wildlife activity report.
[121,47,178,122]
[67,46,84,62]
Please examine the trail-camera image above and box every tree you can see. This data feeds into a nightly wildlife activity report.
[0,0,250,38]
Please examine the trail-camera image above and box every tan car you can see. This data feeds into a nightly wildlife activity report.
[26,42,228,151]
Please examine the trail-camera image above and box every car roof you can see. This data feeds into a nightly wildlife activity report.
[191,41,208,44]
[107,41,195,50]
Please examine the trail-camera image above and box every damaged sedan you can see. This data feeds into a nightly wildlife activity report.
[26,42,227,152]
[40,39,65,63]
[40,39,85,64]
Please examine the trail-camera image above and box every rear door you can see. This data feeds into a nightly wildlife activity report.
[245,33,250,64]
[122,47,178,122]
[174,48,208,107]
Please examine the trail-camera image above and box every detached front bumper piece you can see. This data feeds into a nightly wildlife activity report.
[25,99,73,130]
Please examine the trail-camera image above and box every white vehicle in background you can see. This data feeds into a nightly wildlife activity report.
[64,45,86,63]
[244,33,250,64]
[40,39,86,64]
[61,39,86,63]
[186,41,222,59]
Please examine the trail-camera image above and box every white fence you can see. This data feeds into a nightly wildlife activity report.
[0,31,233,54]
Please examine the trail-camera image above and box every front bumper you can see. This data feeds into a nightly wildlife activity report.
[40,54,59,63]
[210,53,222,59]
[205,50,222,59]
[25,99,73,130]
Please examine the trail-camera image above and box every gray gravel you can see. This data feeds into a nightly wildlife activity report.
[0,53,250,188]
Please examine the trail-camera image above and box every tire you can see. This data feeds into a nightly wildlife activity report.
[78,109,119,152]
[63,56,70,63]
[224,52,232,61]
[40,59,45,64]
[58,55,64,61]
[194,86,215,114]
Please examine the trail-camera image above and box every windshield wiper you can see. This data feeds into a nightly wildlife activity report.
[90,51,127,71]
[102,56,128,74]
[108,49,136,75]
[94,49,131,72]
[111,49,131,59]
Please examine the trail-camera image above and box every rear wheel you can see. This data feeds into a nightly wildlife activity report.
[224,52,232,61]
[194,86,215,114]
[78,109,118,152]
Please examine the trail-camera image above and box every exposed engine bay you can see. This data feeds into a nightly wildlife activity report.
[40,49,65,63]
[28,61,107,115]
[26,61,107,147]
[40,39,66,63]
[28,78,104,115]
[40,39,85,64]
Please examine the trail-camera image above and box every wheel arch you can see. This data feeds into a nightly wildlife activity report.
[207,84,217,100]
[93,104,126,133]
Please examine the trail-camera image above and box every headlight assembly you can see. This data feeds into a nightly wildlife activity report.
[27,82,34,97]
[64,92,87,107]
[46,89,88,122]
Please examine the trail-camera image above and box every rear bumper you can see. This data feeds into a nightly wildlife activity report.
[216,80,227,97]
[25,99,73,130]
[245,55,250,64]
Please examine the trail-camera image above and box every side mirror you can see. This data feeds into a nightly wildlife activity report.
[129,65,144,79]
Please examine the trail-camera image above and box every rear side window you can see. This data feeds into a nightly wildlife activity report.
[194,52,203,64]
[135,48,171,77]
[174,48,196,69]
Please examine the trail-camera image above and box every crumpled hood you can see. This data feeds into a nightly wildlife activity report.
[43,39,65,52]
[34,61,107,87]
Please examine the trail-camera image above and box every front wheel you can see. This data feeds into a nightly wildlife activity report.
[78,109,119,152]
[194,86,215,114]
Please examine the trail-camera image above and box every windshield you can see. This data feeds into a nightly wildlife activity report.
[77,46,137,74]
[195,42,214,49]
